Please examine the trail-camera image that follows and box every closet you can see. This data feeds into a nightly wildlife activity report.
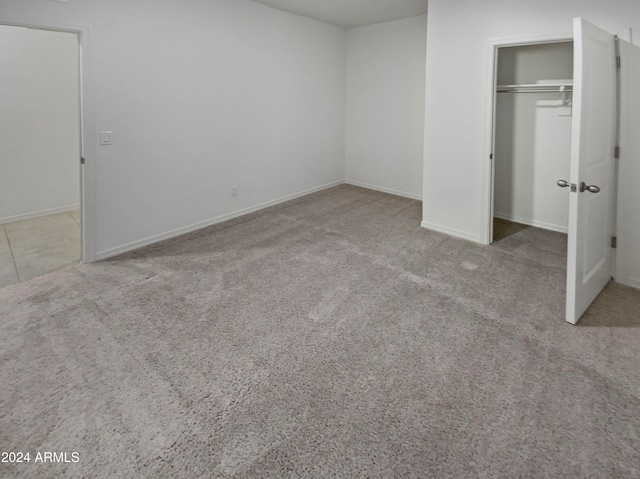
[493,42,574,239]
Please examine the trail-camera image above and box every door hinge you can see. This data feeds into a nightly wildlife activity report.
[617,56,621,69]
[80,157,85,165]
[615,146,620,159]
[611,236,617,248]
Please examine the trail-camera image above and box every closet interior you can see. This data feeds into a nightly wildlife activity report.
[493,41,574,241]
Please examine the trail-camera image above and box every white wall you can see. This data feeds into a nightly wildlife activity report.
[0,26,80,224]
[422,0,640,289]
[617,39,640,289]
[1,0,346,260]
[494,43,573,233]
[345,15,427,200]
[422,0,640,244]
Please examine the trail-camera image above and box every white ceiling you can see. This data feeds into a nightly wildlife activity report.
[251,0,428,29]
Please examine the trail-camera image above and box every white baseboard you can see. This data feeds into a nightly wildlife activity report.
[420,220,482,244]
[345,180,422,201]
[95,181,344,261]
[0,204,80,225]
[494,212,568,234]
[615,276,640,291]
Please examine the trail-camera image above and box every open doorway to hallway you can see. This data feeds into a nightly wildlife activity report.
[0,25,82,287]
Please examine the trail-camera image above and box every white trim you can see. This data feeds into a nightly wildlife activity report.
[486,33,574,49]
[77,26,96,264]
[493,212,568,234]
[0,204,80,225]
[483,33,573,246]
[482,38,498,246]
[420,220,482,243]
[95,180,344,261]
[345,180,422,201]
[617,277,640,290]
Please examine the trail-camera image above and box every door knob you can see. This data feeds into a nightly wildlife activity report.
[580,182,600,193]
[557,180,570,188]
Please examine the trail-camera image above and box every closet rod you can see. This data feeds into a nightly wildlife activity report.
[497,88,574,93]
[496,83,573,93]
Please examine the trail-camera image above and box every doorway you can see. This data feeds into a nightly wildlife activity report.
[485,19,625,325]
[490,40,574,243]
[0,25,83,286]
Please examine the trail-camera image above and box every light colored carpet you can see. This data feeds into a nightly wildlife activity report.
[1,184,639,478]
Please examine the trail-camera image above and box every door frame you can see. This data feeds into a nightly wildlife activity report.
[0,20,96,263]
[482,34,574,245]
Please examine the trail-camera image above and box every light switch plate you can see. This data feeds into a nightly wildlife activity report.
[100,131,113,145]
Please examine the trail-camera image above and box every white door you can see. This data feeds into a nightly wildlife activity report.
[564,18,617,324]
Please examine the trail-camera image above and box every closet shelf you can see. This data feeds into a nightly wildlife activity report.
[497,83,573,93]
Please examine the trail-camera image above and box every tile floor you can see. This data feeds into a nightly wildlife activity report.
[0,210,81,288]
